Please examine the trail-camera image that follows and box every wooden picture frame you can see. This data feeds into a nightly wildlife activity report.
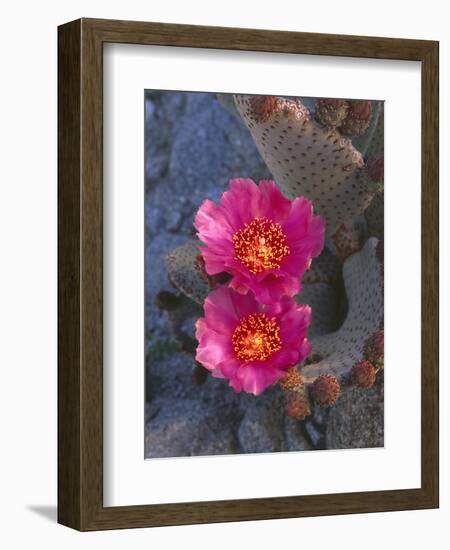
[58,18,439,531]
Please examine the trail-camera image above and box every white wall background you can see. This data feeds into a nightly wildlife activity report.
[0,0,447,548]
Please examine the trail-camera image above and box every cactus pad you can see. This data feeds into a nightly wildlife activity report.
[365,192,384,239]
[165,240,209,305]
[234,95,381,236]
[299,238,383,384]
[365,103,384,158]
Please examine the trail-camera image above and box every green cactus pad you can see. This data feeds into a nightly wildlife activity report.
[165,240,209,305]
[234,95,382,237]
[366,103,384,158]
[365,192,384,239]
[352,101,383,157]
[299,238,383,384]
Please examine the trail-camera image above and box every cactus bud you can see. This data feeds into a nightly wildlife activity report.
[285,390,311,420]
[352,360,377,388]
[248,95,280,123]
[316,98,348,129]
[340,100,372,136]
[279,367,304,392]
[311,374,341,407]
[365,330,384,369]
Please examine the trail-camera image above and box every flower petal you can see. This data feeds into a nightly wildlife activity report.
[237,363,284,396]
[195,287,312,396]
[257,180,291,222]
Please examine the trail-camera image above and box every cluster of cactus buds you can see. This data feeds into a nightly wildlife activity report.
[279,368,341,419]
[315,99,349,129]
[280,368,311,420]
[339,100,372,136]
[351,328,384,389]
[316,98,373,136]
[365,329,384,369]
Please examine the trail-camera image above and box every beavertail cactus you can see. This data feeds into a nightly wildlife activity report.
[165,240,211,304]
[234,95,383,236]
[365,191,384,239]
[299,238,384,385]
[365,104,384,158]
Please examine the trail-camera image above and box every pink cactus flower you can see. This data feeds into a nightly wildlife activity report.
[195,286,312,396]
[194,178,325,304]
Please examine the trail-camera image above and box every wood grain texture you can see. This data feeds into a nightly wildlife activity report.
[57,19,82,529]
[57,18,439,531]
[420,40,439,507]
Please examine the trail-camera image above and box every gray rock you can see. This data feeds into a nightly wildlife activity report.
[145,232,188,336]
[180,316,197,340]
[145,203,164,236]
[165,207,183,232]
[311,403,330,427]
[168,93,270,200]
[145,398,237,458]
[237,391,285,453]
[145,97,156,127]
[283,417,313,452]
[168,97,227,195]
[145,153,168,183]
[147,347,241,407]
[303,418,325,448]
[146,352,196,402]
[326,375,384,449]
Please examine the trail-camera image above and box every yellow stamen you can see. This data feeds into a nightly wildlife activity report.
[232,313,282,362]
[232,217,290,274]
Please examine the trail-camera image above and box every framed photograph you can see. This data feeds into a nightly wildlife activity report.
[58,18,439,530]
